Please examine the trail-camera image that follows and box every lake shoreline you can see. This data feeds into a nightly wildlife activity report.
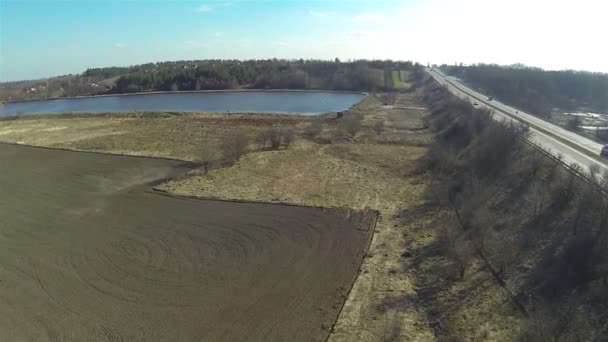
[2,88,368,105]
[0,110,340,121]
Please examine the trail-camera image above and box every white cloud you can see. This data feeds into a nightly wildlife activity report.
[184,40,210,48]
[196,4,213,12]
[352,12,384,23]
[346,30,376,39]
[274,41,288,47]
[309,10,329,17]
[114,43,126,48]
[212,32,223,37]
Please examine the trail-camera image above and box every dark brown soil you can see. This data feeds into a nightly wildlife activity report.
[0,143,375,341]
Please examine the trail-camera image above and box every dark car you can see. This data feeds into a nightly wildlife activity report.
[601,145,608,158]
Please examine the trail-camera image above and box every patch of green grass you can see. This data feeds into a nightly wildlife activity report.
[392,70,409,89]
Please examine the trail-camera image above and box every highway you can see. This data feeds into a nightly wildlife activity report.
[427,68,608,172]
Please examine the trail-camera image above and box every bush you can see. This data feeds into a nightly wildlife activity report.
[303,119,323,140]
[257,128,273,150]
[269,127,282,149]
[373,120,385,134]
[282,127,295,147]
[257,126,296,150]
[339,113,363,137]
[222,129,249,162]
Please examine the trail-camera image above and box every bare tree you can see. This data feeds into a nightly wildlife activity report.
[484,230,518,275]
[200,144,217,175]
[439,223,474,279]
[222,129,249,162]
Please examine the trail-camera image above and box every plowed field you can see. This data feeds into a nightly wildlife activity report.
[0,143,375,341]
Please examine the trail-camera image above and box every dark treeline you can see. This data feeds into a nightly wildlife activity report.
[88,59,420,93]
[2,59,421,102]
[442,63,608,117]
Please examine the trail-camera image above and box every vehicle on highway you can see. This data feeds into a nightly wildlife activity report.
[487,96,493,101]
[601,145,608,158]
[473,101,479,106]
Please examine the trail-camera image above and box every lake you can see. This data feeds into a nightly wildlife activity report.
[0,91,365,117]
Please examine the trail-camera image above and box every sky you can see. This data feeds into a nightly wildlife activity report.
[1,0,607,81]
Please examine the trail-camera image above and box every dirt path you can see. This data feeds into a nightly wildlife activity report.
[0,144,375,341]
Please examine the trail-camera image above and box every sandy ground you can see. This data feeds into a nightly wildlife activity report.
[0,143,375,341]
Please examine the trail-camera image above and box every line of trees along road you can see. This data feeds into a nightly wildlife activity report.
[443,64,608,118]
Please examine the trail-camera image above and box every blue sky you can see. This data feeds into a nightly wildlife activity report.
[1,0,607,81]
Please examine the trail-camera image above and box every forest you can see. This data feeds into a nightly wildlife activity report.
[0,59,422,102]
[102,59,419,93]
[442,64,608,118]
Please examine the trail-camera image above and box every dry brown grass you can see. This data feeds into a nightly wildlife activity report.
[0,112,311,161]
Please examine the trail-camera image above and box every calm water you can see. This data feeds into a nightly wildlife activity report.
[0,91,365,117]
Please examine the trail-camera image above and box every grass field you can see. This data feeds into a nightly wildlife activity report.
[392,70,409,89]
[0,112,311,161]
[0,143,375,341]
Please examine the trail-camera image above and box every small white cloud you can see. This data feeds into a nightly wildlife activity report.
[274,41,288,47]
[346,30,376,39]
[114,43,126,48]
[352,12,384,23]
[236,39,253,47]
[196,4,213,12]
[309,10,329,17]
[185,40,210,48]
[213,32,223,37]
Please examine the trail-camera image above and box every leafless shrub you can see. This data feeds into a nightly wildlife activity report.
[303,119,323,140]
[373,120,385,134]
[257,128,273,150]
[269,127,282,149]
[339,113,363,137]
[282,127,295,147]
[222,129,249,162]
[199,144,217,175]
